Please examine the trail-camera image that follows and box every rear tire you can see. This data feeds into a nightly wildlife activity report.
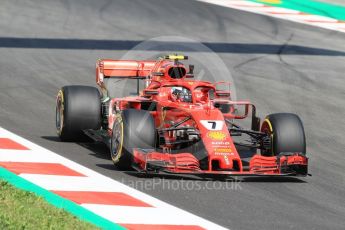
[110,109,156,170]
[56,85,101,141]
[261,113,306,156]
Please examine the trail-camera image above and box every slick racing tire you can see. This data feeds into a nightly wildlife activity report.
[56,85,101,141]
[261,113,306,156]
[110,109,156,170]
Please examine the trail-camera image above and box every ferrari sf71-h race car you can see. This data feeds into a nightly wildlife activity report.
[56,55,308,178]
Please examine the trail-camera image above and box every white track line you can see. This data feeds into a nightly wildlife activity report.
[83,204,216,225]
[20,174,124,192]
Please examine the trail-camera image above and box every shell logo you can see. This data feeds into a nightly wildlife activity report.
[207,131,227,141]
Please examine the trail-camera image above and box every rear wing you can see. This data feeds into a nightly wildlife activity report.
[96,59,156,86]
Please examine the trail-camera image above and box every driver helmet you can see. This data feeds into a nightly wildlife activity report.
[171,87,192,103]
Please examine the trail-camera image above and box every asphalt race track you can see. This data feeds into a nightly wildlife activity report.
[1,0,345,229]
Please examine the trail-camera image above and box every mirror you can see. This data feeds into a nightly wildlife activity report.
[215,91,230,98]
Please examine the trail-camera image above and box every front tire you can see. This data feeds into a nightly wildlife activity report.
[111,109,156,170]
[261,113,306,156]
[56,85,101,141]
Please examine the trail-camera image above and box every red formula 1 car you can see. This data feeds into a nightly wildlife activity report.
[56,55,308,178]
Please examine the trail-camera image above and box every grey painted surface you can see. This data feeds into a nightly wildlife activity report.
[319,0,345,7]
[0,0,345,229]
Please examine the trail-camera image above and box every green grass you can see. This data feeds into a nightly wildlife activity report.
[0,180,99,230]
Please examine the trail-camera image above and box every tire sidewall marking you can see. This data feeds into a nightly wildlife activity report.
[56,90,64,135]
[111,114,124,163]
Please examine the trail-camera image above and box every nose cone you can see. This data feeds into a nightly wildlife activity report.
[210,154,233,170]
[191,109,242,171]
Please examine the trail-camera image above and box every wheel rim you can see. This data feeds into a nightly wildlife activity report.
[56,91,64,135]
[111,117,123,162]
[261,119,274,156]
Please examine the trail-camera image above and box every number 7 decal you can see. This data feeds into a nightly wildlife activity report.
[208,121,216,129]
[200,120,224,130]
